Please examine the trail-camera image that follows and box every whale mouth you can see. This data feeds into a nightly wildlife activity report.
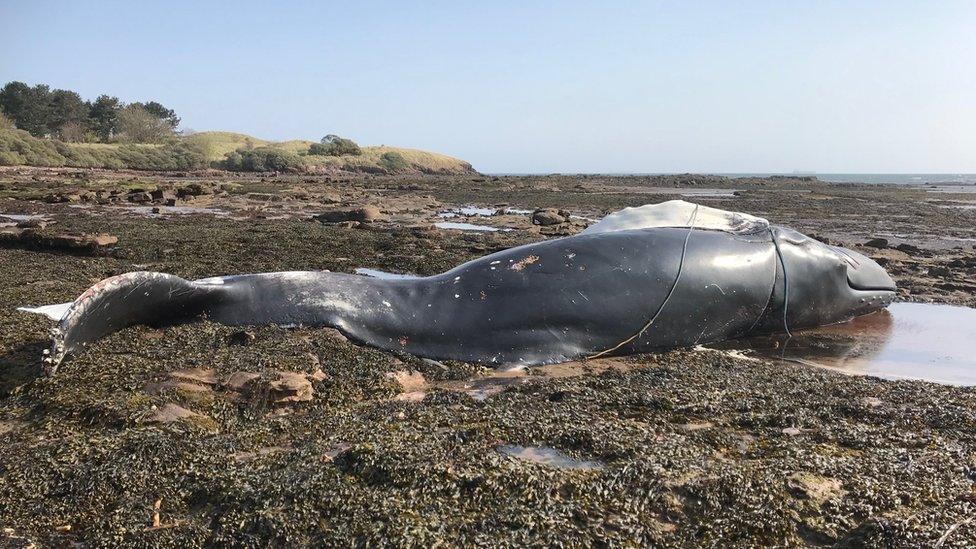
[832,246,897,292]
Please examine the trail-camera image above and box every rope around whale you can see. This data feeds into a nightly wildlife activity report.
[586,204,701,359]
[586,205,793,359]
[768,226,793,337]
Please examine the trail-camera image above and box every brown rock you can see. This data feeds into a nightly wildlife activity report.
[309,368,328,382]
[224,371,261,392]
[268,371,314,403]
[176,183,211,198]
[532,208,569,226]
[227,329,255,346]
[896,242,921,255]
[170,368,218,386]
[43,193,80,203]
[386,370,427,392]
[787,472,844,504]
[0,228,117,254]
[127,191,152,203]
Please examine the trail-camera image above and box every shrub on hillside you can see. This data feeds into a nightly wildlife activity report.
[222,146,304,172]
[115,141,208,170]
[378,151,410,173]
[308,134,361,156]
[0,111,14,130]
[0,128,207,170]
[0,128,67,166]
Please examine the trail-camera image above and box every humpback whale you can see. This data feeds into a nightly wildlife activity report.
[21,201,896,374]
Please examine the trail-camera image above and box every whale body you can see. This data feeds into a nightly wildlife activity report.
[24,201,896,374]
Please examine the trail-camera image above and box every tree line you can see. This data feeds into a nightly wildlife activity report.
[0,81,181,144]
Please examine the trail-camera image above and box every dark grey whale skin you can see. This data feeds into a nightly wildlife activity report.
[44,226,895,373]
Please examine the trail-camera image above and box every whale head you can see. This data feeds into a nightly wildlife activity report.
[772,227,896,329]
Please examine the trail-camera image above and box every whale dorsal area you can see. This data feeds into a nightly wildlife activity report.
[580,200,769,236]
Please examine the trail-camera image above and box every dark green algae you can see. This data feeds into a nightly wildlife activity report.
[1,179,975,546]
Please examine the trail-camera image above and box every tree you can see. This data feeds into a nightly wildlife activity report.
[116,104,173,143]
[47,89,89,140]
[0,81,52,136]
[308,134,361,156]
[133,101,180,129]
[89,95,121,142]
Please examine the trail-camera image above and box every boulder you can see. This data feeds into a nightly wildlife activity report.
[532,208,569,226]
[314,206,384,223]
[0,228,117,255]
[227,329,256,346]
[176,183,211,198]
[223,371,261,392]
[268,371,314,403]
[864,237,889,249]
[895,243,921,255]
[127,191,152,203]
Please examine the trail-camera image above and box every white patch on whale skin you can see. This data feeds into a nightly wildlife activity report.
[581,200,768,236]
[17,302,74,321]
[354,268,419,280]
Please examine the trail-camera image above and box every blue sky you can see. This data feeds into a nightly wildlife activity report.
[1,1,974,173]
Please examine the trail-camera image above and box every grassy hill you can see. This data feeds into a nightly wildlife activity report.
[184,131,476,174]
[0,128,477,174]
[182,132,312,161]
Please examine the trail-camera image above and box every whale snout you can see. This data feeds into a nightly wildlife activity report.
[832,246,897,292]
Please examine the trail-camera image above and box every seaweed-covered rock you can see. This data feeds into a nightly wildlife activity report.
[314,206,384,223]
[532,208,568,226]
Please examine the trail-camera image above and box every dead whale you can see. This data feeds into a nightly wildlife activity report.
[21,201,896,374]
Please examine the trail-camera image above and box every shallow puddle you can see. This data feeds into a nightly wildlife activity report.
[125,205,231,217]
[0,213,48,228]
[716,302,976,385]
[437,206,504,218]
[497,444,604,470]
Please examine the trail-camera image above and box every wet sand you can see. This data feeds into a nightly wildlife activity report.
[1,167,975,546]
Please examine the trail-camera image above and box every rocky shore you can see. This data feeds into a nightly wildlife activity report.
[0,167,974,546]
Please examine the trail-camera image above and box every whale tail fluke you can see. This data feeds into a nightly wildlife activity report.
[41,272,223,374]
